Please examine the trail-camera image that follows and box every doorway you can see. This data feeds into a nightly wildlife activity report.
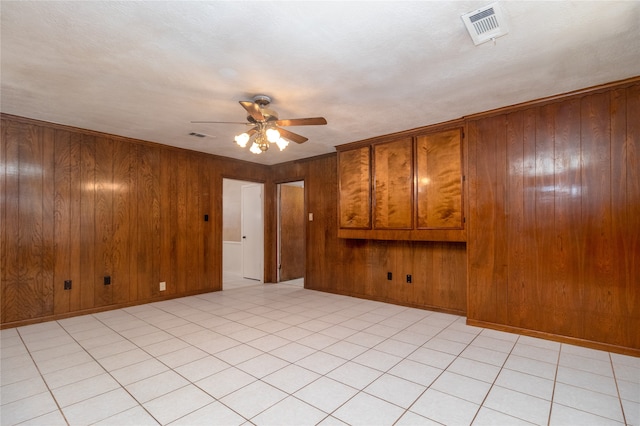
[222,179,264,289]
[278,181,305,285]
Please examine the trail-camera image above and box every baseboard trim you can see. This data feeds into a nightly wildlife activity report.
[466,319,640,357]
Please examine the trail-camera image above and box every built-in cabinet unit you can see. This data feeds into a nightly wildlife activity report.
[337,124,465,241]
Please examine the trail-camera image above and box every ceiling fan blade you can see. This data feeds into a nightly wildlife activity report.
[278,128,308,144]
[239,101,265,122]
[191,121,248,124]
[275,117,327,127]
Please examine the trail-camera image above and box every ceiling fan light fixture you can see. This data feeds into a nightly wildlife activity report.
[235,132,250,147]
[249,142,262,154]
[275,138,289,151]
[266,128,280,143]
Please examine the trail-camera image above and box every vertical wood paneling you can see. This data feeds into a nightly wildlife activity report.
[2,120,22,323]
[533,104,557,332]
[187,155,201,290]
[159,149,171,295]
[622,84,640,348]
[41,128,55,316]
[0,120,7,323]
[468,81,640,351]
[136,144,160,300]
[20,124,47,320]
[94,137,113,307]
[175,152,189,294]
[505,110,527,327]
[200,157,214,290]
[1,115,270,328]
[468,116,507,323]
[53,130,72,314]
[80,135,96,309]
[581,91,615,342]
[69,133,82,312]
[112,139,133,304]
[551,99,583,337]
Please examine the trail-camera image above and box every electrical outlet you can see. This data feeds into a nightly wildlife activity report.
[387,272,393,280]
[104,276,111,285]
[406,274,412,283]
[159,281,166,291]
[64,280,72,290]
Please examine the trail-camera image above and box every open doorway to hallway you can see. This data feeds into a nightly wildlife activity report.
[222,179,264,290]
[278,181,305,287]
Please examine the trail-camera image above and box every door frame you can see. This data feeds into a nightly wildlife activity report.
[222,177,265,286]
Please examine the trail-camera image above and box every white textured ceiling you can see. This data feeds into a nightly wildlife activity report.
[2,1,639,165]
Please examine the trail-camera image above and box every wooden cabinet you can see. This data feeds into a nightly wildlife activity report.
[338,146,371,229]
[373,138,413,229]
[416,129,463,229]
[337,125,465,242]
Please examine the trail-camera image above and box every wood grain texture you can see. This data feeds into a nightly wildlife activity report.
[467,115,508,324]
[2,120,23,323]
[94,137,113,307]
[468,80,640,351]
[275,154,467,315]
[2,78,639,355]
[1,115,269,328]
[136,144,160,300]
[53,130,72,314]
[622,84,640,348]
[581,91,615,342]
[41,128,55,317]
[112,139,133,304]
[338,147,371,229]
[279,184,305,281]
[80,134,96,310]
[373,138,413,229]
[416,129,463,229]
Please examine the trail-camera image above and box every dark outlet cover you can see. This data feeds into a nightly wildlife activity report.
[104,276,111,285]
[387,272,393,280]
[64,280,72,290]
[204,214,209,222]
[406,274,412,283]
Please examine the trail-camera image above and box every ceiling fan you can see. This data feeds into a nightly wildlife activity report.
[192,95,327,154]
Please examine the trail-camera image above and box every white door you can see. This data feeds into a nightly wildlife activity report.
[241,184,263,281]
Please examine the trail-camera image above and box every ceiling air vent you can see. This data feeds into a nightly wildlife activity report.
[189,132,207,138]
[461,2,509,45]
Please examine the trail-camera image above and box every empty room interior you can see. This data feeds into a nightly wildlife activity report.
[1,2,639,425]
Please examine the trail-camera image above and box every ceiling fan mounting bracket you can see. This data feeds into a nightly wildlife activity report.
[252,95,272,107]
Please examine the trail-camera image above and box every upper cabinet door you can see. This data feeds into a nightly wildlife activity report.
[338,146,371,229]
[416,128,463,229]
[373,137,413,229]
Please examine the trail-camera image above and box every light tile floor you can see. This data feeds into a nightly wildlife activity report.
[1,283,638,425]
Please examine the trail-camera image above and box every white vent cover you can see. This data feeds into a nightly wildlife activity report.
[461,2,509,45]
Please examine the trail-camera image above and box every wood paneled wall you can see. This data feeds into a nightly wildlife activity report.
[1,116,269,327]
[467,81,640,352]
[3,77,638,354]
[272,156,467,315]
